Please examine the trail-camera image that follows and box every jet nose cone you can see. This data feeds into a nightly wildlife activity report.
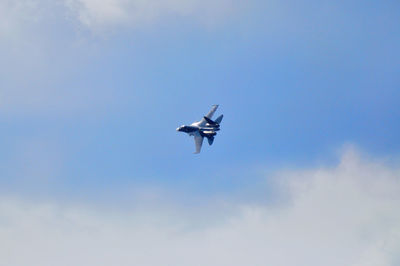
[176,127,180,131]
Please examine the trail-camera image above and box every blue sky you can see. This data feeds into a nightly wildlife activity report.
[1,0,400,265]
[2,0,399,197]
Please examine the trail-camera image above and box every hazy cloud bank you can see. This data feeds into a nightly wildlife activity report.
[1,148,399,266]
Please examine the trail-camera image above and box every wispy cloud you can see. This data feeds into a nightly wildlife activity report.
[0,0,42,38]
[0,0,239,35]
[1,148,399,266]
[65,0,239,31]
[0,0,241,116]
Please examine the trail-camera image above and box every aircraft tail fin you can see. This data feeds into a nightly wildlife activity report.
[204,115,223,125]
[204,116,217,125]
[215,114,223,124]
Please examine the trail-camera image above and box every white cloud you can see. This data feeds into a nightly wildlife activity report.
[0,0,63,41]
[65,0,238,31]
[0,0,240,115]
[1,148,399,266]
[0,0,40,38]
[0,0,237,35]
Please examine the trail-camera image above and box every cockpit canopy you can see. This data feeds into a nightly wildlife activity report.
[176,125,185,131]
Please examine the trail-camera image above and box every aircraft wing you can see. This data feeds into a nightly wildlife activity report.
[205,104,218,119]
[199,105,219,126]
[193,132,204,154]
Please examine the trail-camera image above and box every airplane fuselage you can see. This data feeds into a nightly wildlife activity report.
[176,105,223,153]
[177,120,219,136]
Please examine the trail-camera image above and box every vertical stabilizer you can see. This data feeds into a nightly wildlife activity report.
[215,115,223,124]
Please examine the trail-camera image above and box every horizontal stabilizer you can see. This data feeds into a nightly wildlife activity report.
[215,114,223,124]
[207,136,214,145]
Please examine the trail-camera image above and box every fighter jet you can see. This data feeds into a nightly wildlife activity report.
[176,105,223,154]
